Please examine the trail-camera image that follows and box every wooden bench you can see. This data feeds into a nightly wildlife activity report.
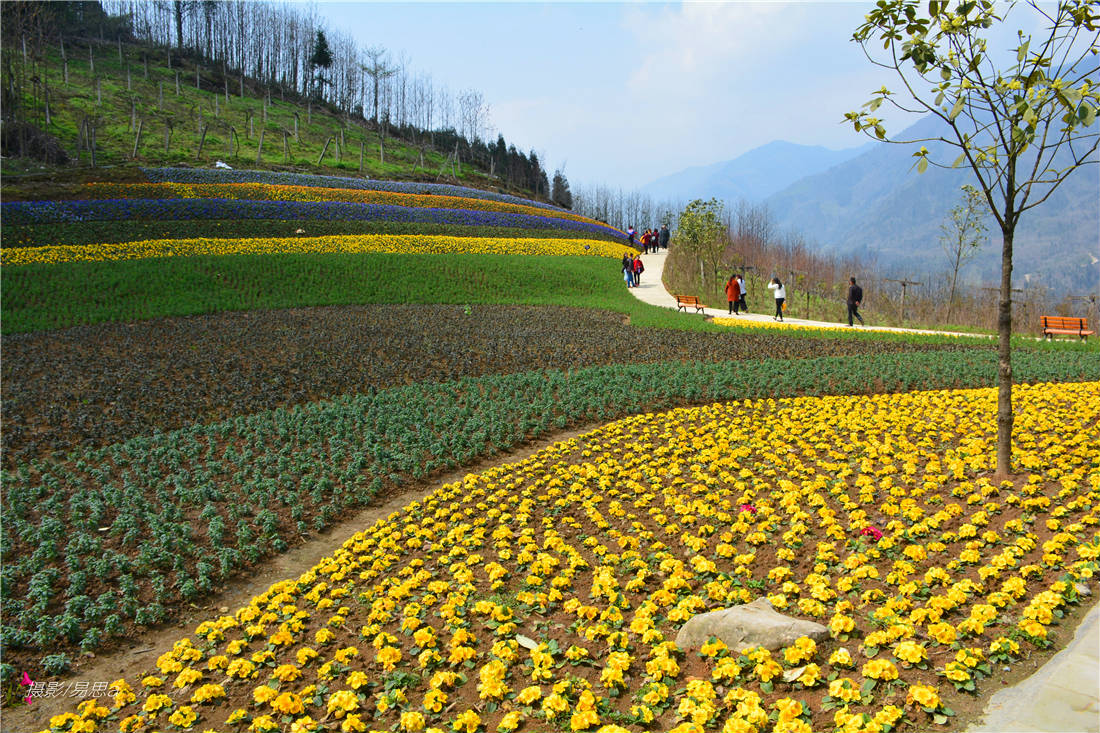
[1041,315,1094,340]
[675,294,705,314]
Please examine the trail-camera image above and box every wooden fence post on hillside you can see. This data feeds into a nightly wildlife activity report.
[294,112,300,142]
[131,118,143,159]
[884,278,923,326]
[317,136,333,165]
[164,121,173,154]
[282,130,289,163]
[228,126,239,157]
[256,129,265,164]
[359,141,365,173]
[126,64,131,91]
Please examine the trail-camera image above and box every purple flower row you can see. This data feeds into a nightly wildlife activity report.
[141,167,565,213]
[3,198,627,240]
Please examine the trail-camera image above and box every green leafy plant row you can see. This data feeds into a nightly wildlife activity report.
[1,348,1096,677]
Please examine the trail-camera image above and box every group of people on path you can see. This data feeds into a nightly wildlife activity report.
[626,224,670,254]
[724,273,749,315]
[725,273,785,321]
[622,252,645,288]
[723,273,865,325]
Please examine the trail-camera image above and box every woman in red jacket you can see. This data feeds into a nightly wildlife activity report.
[725,273,741,314]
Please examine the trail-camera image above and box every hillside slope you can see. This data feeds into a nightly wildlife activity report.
[765,116,1100,293]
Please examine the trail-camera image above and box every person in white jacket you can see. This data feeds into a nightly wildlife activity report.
[767,277,786,321]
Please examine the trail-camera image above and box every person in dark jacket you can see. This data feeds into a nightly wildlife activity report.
[847,277,865,326]
[658,224,670,250]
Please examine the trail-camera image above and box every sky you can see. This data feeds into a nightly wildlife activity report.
[315,2,943,189]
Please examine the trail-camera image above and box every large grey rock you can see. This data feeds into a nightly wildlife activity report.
[675,597,828,653]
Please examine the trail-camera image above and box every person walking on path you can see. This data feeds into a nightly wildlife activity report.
[633,254,645,286]
[847,277,865,326]
[736,274,749,313]
[658,224,670,250]
[768,277,786,321]
[623,253,635,288]
[725,273,741,314]
[626,225,636,248]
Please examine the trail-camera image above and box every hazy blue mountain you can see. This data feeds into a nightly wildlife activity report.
[640,140,873,203]
[764,115,1100,294]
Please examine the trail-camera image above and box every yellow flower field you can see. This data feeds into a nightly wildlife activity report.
[711,317,985,340]
[42,382,1099,733]
[82,182,604,227]
[1,235,632,267]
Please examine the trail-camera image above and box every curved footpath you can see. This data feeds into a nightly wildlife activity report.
[629,249,1100,733]
[627,249,991,338]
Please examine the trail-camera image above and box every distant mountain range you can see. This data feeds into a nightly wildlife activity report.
[641,140,873,203]
[645,118,1099,294]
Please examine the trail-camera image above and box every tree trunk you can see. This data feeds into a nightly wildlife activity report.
[995,224,1015,479]
[256,129,265,164]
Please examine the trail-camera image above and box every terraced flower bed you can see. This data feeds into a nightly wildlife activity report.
[2,304,964,466]
[0,233,628,267]
[36,381,1100,733]
[711,318,987,340]
[1,220,625,250]
[0,200,623,247]
[2,344,1096,680]
[140,167,566,211]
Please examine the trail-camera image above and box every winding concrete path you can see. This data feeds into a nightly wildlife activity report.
[627,249,992,338]
[627,248,1100,733]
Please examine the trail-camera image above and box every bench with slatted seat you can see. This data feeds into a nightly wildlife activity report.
[1041,315,1094,340]
[675,294,705,315]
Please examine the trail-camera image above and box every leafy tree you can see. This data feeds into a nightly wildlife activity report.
[847,0,1099,477]
[940,184,989,324]
[551,169,573,209]
[676,198,728,294]
[308,30,333,99]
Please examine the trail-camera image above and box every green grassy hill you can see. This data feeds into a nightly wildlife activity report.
[2,36,521,195]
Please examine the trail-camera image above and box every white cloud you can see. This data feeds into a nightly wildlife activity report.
[622,2,803,99]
